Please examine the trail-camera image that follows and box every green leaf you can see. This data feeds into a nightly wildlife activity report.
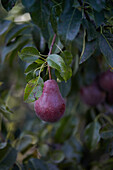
[82,19,97,41]
[99,33,113,68]
[47,163,59,170]
[88,0,106,12]
[84,121,101,150]
[0,106,11,120]
[100,124,113,139]
[58,1,82,44]
[5,105,13,114]
[35,59,45,65]
[47,54,72,81]
[25,71,36,82]
[101,129,113,139]
[94,10,105,27]
[47,54,66,77]
[73,54,79,75]
[27,158,49,170]
[0,20,11,35]
[24,77,44,103]
[1,0,17,11]
[2,36,29,63]
[19,47,40,63]
[22,0,50,41]
[25,62,41,73]
[62,138,82,161]
[5,24,29,44]
[65,67,72,81]
[79,40,97,64]
[0,143,17,170]
[73,0,80,8]
[50,7,57,33]
[0,143,9,162]
[31,25,42,51]
[21,0,36,9]
[55,116,77,143]
[55,70,64,82]
[58,79,71,98]
[51,150,65,163]
[16,135,32,153]
[61,50,73,65]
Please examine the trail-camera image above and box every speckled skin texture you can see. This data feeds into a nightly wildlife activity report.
[80,83,106,106]
[99,70,113,91]
[34,80,65,122]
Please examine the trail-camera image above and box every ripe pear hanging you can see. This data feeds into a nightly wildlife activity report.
[99,70,113,91]
[80,82,106,106]
[34,80,65,122]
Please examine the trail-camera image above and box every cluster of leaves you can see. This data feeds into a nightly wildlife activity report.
[18,45,72,103]
[0,0,113,170]
[1,0,113,103]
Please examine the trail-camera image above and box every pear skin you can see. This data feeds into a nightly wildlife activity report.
[99,70,113,92]
[34,80,65,122]
[80,82,105,106]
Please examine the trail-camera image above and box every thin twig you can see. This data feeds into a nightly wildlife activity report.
[48,34,56,79]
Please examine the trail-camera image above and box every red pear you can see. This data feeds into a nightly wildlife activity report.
[80,82,106,106]
[99,70,113,92]
[34,80,65,122]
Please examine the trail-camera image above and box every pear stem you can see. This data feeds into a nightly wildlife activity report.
[48,34,56,79]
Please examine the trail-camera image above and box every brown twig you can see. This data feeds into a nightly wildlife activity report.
[48,34,56,79]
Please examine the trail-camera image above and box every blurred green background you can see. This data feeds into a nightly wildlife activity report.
[0,1,113,170]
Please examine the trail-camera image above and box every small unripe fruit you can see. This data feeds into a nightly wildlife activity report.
[99,70,113,92]
[80,83,106,106]
[34,80,65,122]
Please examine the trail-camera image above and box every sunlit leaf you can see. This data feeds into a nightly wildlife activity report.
[24,77,44,103]
[25,62,41,73]
[47,54,72,81]
[61,50,73,65]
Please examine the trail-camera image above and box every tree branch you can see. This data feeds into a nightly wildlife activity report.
[48,34,56,79]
